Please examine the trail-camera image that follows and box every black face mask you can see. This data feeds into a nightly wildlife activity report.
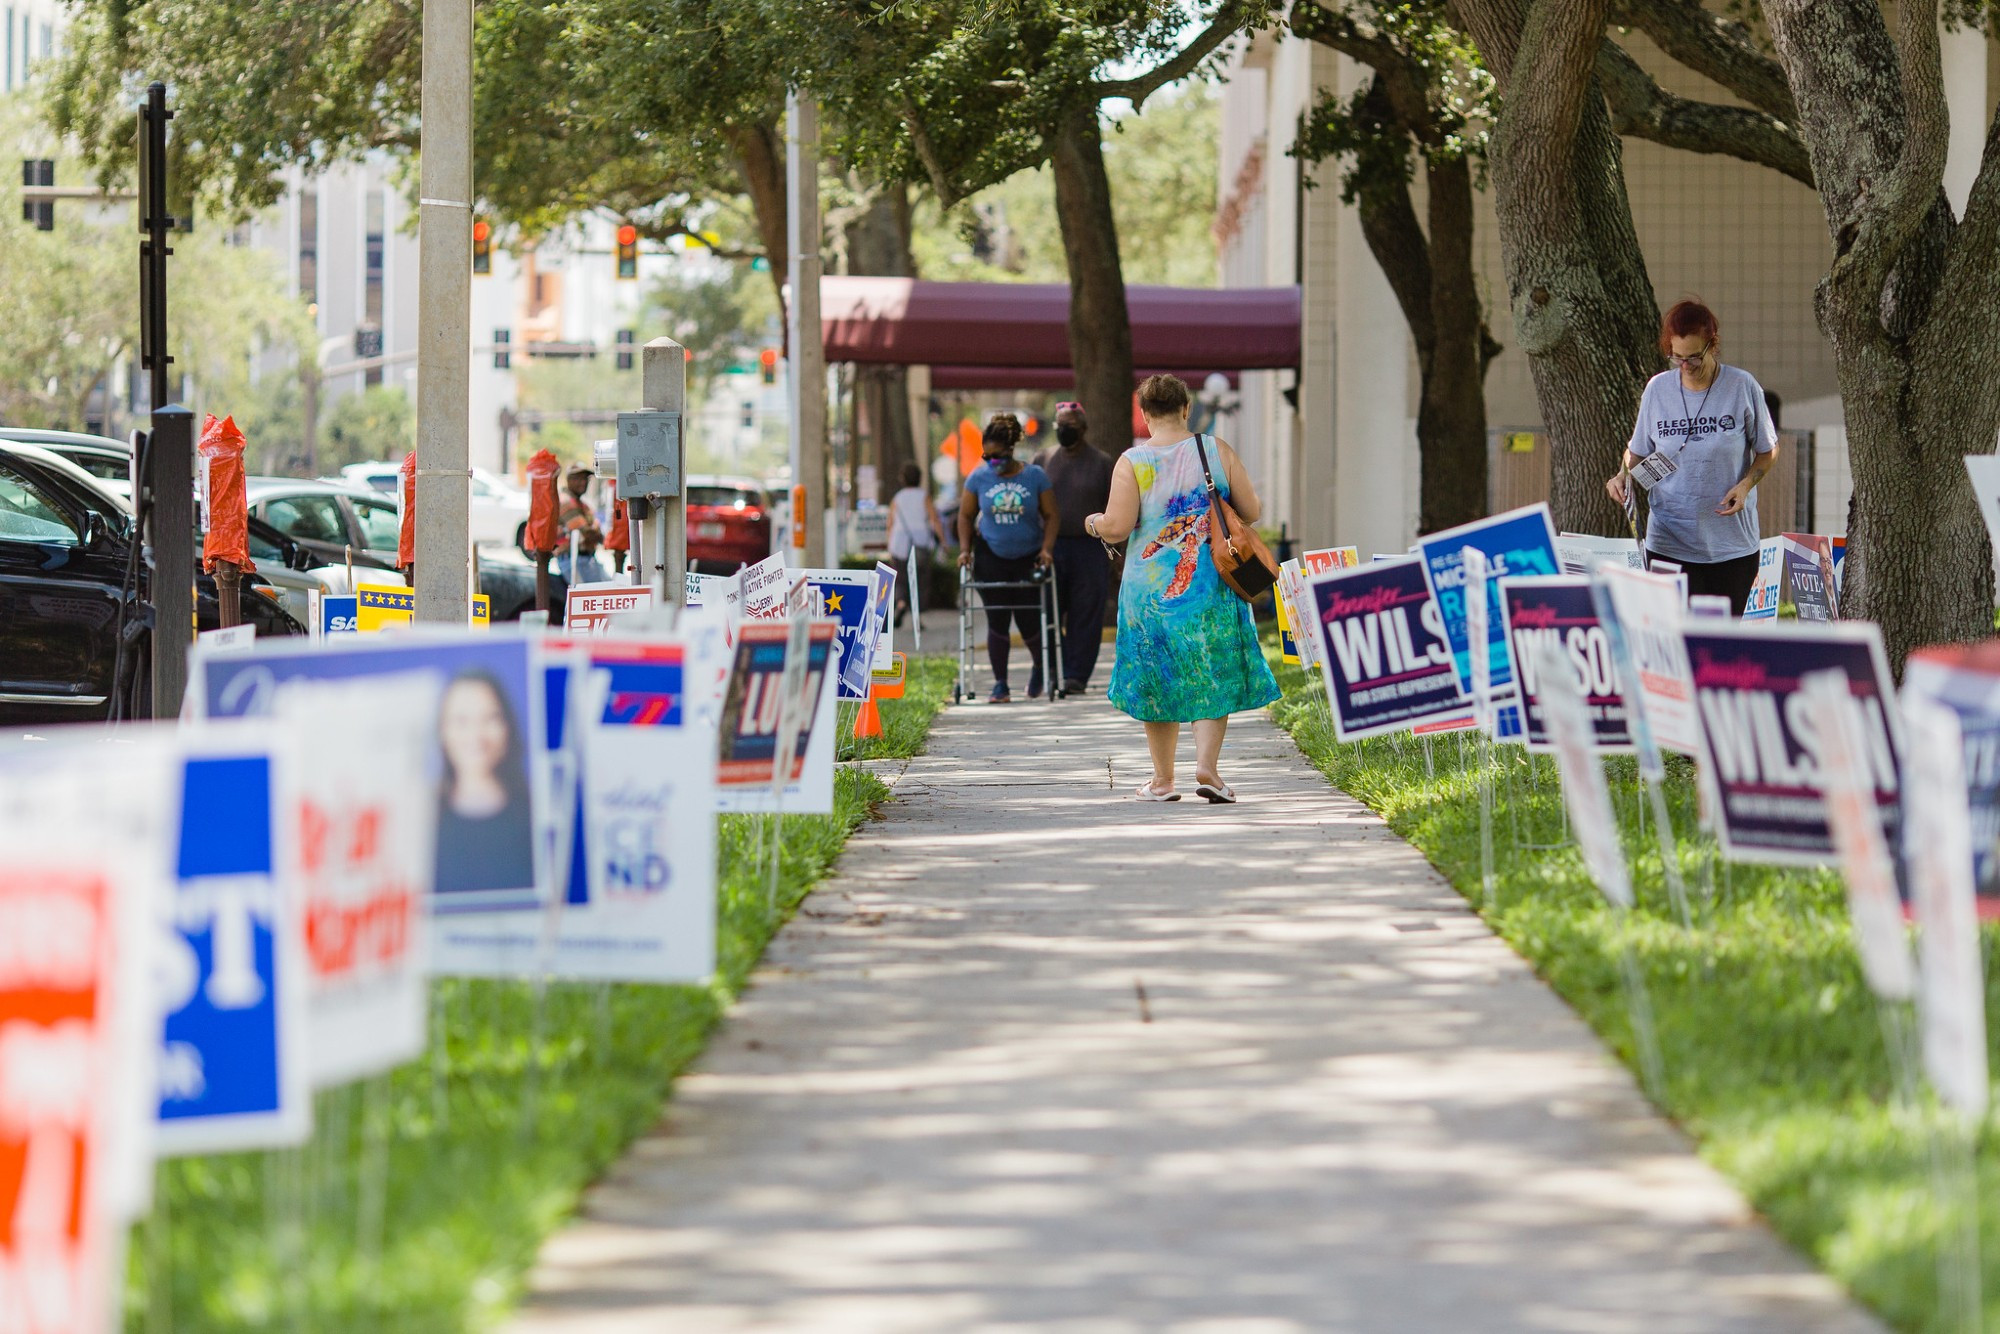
[1055,424,1083,447]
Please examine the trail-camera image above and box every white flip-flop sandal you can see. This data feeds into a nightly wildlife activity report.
[1135,781,1181,802]
[1194,779,1237,804]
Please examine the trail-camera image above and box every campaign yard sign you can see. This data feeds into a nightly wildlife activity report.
[355,583,415,632]
[1499,576,1630,752]
[717,621,837,786]
[272,676,438,1084]
[1680,621,1901,866]
[1556,532,1645,576]
[320,594,359,637]
[1781,533,1840,621]
[739,552,791,619]
[1744,537,1783,620]
[438,637,719,983]
[193,635,549,919]
[1415,503,1560,703]
[1595,566,1702,756]
[797,569,878,700]
[566,580,655,634]
[1307,556,1467,741]
[1903,642,2000,914]
[158,743,312,1155]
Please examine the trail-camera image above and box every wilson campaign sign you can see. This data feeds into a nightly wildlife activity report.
[1499,576,1630,752]
[1308,556,1467,741]
[1680,621,1901,865]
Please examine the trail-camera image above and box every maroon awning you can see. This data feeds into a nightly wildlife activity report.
[928,366,1244,391]
[821,277,1300,371]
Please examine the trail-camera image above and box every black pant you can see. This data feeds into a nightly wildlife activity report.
[1051,536,1109,687]
[972,536,1043,689]
[1650,549,1760,616]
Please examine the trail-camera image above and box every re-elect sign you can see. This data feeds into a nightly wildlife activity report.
[1308,556,1466,741]
[1682,621,1901,865]
[1415,503,1560,700]
[1500,576,1630,752]
[566,581,655,634]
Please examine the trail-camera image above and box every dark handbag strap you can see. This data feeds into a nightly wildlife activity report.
[1191,433,1219,497]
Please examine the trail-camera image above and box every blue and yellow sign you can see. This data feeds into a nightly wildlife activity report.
[355,583,416,632]
[471,594,491,628]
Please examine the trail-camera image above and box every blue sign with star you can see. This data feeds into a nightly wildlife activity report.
[800,569,877,700]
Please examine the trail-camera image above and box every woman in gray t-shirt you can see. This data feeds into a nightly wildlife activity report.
[1605,299,1779,615]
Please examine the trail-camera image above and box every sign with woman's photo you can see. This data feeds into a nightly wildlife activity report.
[1500,576,1631,752]
[1679,621,1901,865]
[1307,556,1468,741]
[190,634,550,917]
[1414,503,1560,702]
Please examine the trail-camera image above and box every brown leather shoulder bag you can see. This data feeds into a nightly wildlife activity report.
[1192,434,1279,602]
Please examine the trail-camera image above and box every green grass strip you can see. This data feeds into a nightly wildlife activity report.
[130,658,954,1331]
[1268,654,1997,1334]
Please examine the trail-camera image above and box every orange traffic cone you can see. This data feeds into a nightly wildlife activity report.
[853,695,884,739]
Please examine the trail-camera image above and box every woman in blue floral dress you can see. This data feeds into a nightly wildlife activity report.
[1085,375,1278,803]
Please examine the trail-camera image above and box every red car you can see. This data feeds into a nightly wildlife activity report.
[686,475,774,574]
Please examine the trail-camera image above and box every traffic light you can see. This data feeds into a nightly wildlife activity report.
[615,328,634,372]
[20,159,53,230]
[616,223,638,280]
[759,347,777,386]
[472,218,491,274]
[493,328,511,370]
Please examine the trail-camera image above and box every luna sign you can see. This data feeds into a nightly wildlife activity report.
[1307,556,1467,741]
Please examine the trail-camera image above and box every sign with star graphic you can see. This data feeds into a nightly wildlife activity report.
[795,568,877,700]
[354,583,416,632]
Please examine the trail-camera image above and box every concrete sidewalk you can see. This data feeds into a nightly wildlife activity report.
[510,689,1881,1332]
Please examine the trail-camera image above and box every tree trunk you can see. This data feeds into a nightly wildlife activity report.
[1050,104,1136,453]
[1459,0,1660,538]
[729,120,790,311]
[1765,0,2000,666]
[1418,156,1491,533]
[844,186,919,486]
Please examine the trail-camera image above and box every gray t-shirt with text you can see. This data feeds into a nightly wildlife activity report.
[1627,364,1778,564]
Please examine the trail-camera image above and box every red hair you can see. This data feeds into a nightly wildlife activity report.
[1659,299,1719,356]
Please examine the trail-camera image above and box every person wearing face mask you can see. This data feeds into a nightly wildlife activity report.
[1606,299,1779,615]
[1034,401,1117,692]
[958,413,1058,702]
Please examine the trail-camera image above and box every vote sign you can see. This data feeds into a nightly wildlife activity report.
[1499,576,1630,752]
[158,747,311,1155]
[1681,621,1901,866]
[1307,556,1467,741]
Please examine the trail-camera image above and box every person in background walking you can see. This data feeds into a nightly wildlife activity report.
[1606,299,1779,615]
[1086,374,1277,802]
[887,461,945,626]
[958,414,1058,703]
[1034,401,1115,694]
[556,464,609,585]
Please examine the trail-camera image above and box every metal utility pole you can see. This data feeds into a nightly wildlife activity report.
[137,82,192,718]
[786,92,829,567]
[414,0,473,623]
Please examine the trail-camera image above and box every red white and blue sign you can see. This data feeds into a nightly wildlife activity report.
[801,569,877,700]
[158,749,311,1155]
[1681,621,1901,866]
[1415,503,1560,703]
[1500,576,1631,752]
[1308,556,1468,741]
[718,622,835,784]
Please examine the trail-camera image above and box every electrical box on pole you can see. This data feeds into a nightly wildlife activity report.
[617,338,688,603]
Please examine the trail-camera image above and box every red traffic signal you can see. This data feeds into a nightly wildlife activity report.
[758,347,778,385]
[471,218,491,274]
[615,223,638,280]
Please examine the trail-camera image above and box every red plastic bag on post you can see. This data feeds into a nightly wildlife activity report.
[523,449,562,553]
[396,451,417,569]
[199,414,251,573]
[602,478,630,552]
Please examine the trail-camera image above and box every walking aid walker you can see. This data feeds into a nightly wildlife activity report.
[954,564,1066,705]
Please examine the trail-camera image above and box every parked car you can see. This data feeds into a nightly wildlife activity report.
[0,439,301,724]
[249,477,556,621]
[331,461,530,549]
[0,428,133,501]
[686,474,773,574]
